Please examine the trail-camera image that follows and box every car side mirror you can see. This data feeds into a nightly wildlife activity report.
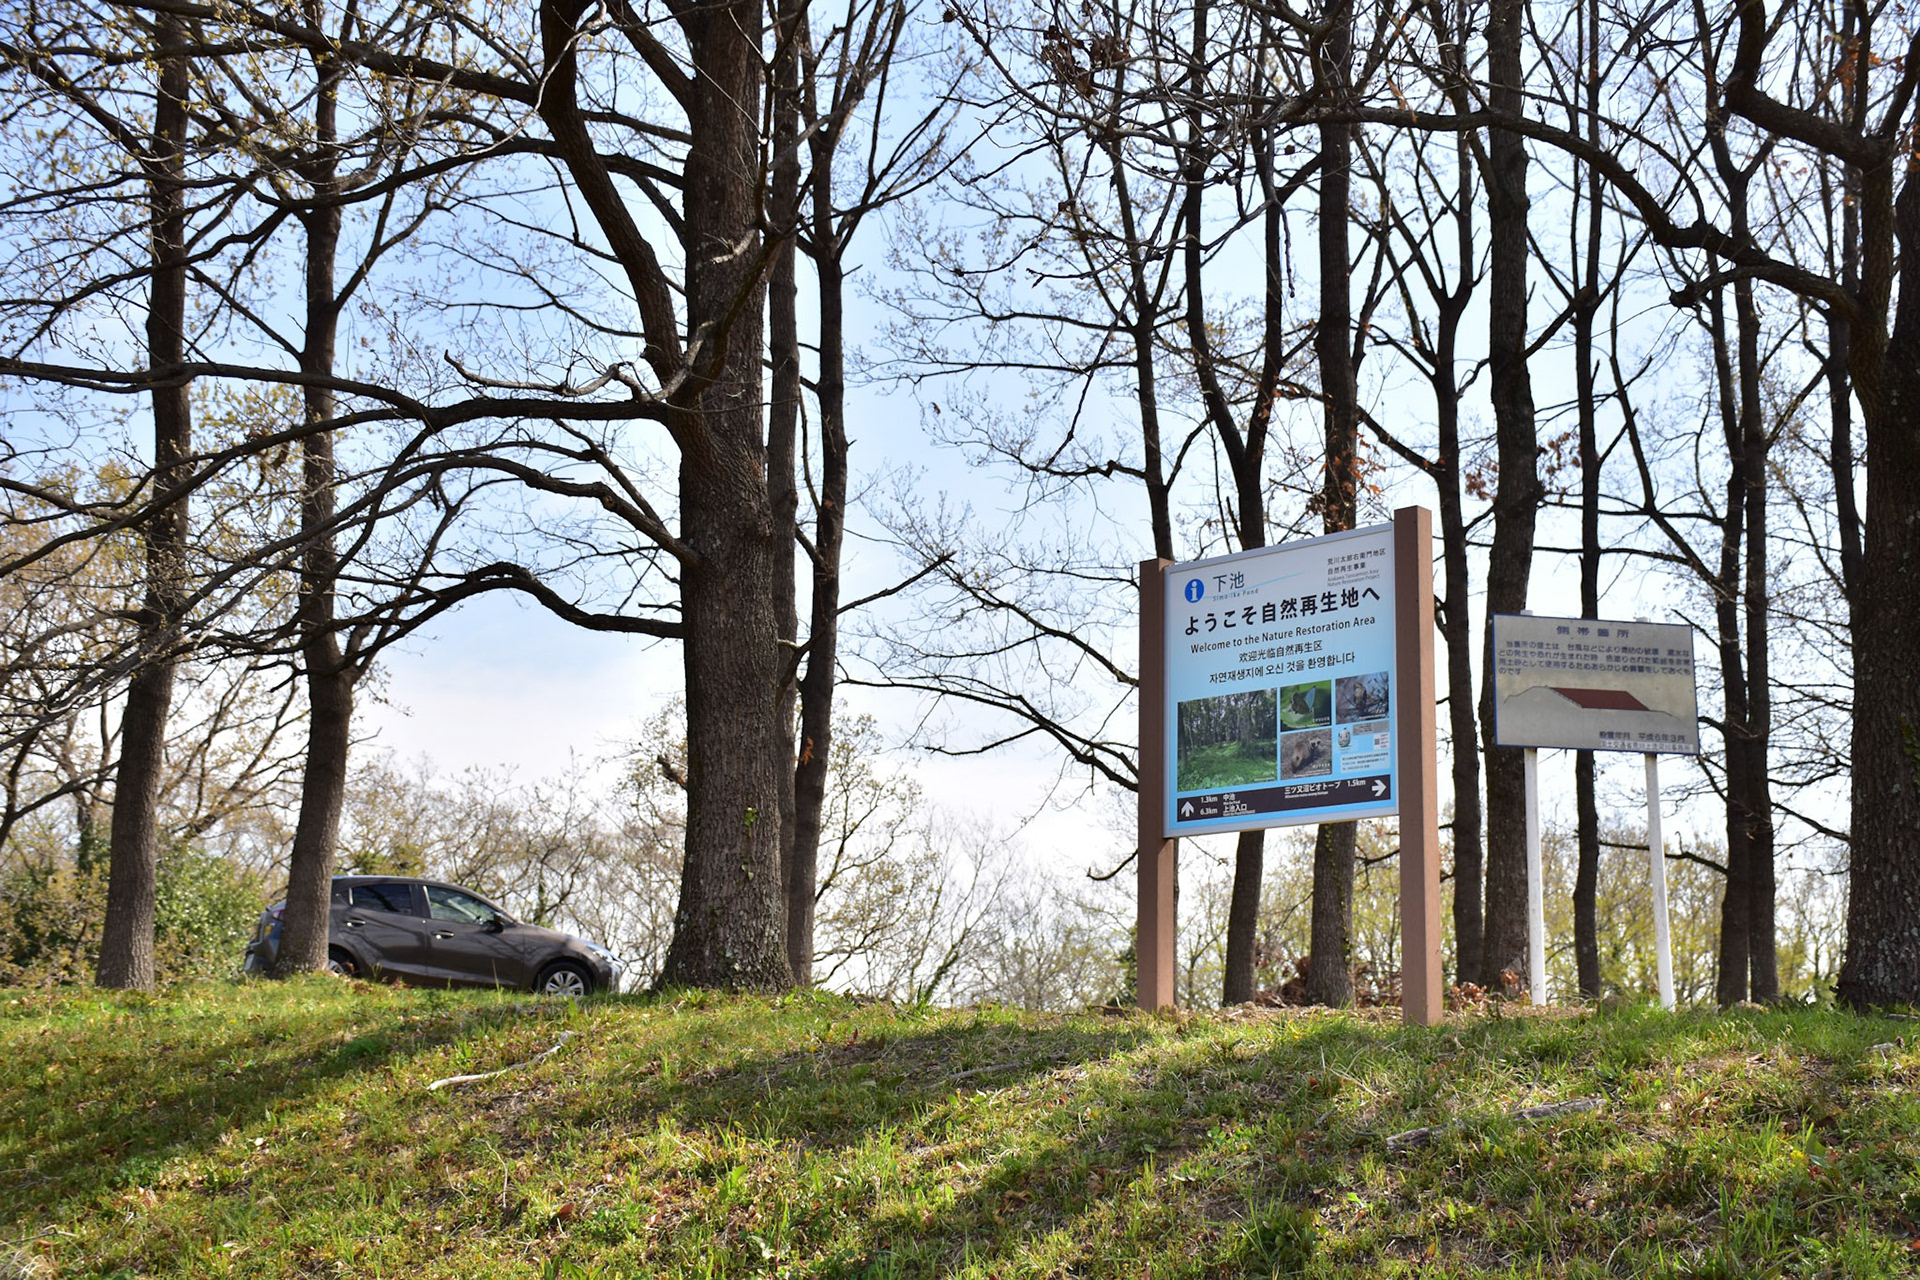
[484,917,506,933]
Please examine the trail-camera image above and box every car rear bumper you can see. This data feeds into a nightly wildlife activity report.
[244,934,278,970]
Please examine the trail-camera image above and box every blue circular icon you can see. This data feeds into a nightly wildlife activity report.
[1184,579,1204,603]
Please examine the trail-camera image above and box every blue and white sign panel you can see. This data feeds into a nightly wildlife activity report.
[1163,524,1399,837]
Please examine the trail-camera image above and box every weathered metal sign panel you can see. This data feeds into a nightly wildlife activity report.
[1491,613,1700,755]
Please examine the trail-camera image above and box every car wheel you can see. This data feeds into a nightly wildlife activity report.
[327,948,360,979]
[536,960,592,997]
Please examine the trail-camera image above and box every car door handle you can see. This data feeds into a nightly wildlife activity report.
[345,918,365,928]
[434,930,455,939]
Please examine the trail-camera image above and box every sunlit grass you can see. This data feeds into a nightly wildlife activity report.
[1,980,1915,1277]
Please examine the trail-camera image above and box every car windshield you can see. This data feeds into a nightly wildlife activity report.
[426,885,498,925]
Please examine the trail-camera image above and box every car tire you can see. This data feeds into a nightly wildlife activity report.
[327,948,360,979]
[535,960,592,997]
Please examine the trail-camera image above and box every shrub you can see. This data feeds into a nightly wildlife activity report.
[153,847,267,982]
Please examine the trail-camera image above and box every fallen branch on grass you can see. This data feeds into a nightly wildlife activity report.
[948,1053,1069,1082]
[427,1031,576,1092]
[1386,1096,1604,1153]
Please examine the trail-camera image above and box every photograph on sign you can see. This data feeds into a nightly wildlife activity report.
[1163,523,1398,836]
[1491,613,1700,754]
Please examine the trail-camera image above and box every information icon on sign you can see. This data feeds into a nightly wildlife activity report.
[1184,579,1204,603]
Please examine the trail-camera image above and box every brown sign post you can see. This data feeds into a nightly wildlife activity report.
[1136,506,1442,1025]
[1393,506,1442,1025]
[1136,556,1178,1011]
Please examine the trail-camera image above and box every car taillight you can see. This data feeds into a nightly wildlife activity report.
[268,904,286,922]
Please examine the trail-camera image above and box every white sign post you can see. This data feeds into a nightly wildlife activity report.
[1491,613,1698,1009]
[1645,754,1675,1009]
[1524,746,1545,1004]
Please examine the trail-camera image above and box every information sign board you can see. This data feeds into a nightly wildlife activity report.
[1491,613,1699,754]
[1163,524,1398,836]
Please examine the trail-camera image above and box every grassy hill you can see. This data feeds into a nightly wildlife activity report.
[0,981,1915,1278]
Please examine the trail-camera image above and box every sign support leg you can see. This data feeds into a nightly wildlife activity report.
[1393,506,1443,1026]
[1645,752,1675,1010]
[1137,558,1177,1011]
[1524,746,1546,1004]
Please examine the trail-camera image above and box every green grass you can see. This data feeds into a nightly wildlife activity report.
[1,981,1917,1278]
[1178,740,1277,791]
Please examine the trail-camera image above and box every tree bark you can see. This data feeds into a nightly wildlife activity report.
[277,18,351,978]
[1472,0,1541,992]
[788,102,850,991]
[656,0,791,991]
[1305,822,1356,1004]
[1305,2,1357,1007]
[1702,136,1770,1005]
[1181,0,1278,1008]
[1827,171,1863,602]
[1421,119,1483,990]
[1222,830,1264,1003]
[97,12,192,990]
[1738,270,1776,1002]
[1837,171,1920,1009]
[1570,0,1602,1001]
[768,0,804,983]
[1709,282,1752,1007]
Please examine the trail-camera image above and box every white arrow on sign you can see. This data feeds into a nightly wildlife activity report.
[1179,800,1195,818]
[1371,779,1387,797]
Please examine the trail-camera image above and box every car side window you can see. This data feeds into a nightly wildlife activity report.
[350,883,416,915]
[426,886,497,926]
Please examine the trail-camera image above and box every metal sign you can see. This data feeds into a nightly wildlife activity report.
[1491,613,1699,755]
[1162,523,1399,836]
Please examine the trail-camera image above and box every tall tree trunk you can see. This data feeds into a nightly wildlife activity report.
[277,20,351,978]
[789,98,849,990]
[657,0,791,991]
[1570,0,1603,1000]
[1737,272,1776,1002]
[767,0,804,983]
[1163,0,1281,1007]
[97,13,192,990]
[1219,107,1290,1006]
[1700,135,1769,1007]
[1213,175,1274,997]
[1472,0,1542,992]
[1430,121,1482,989]
[1839,169,1920,1008]
[1437,373,1480,987]
[1305,2,1357,1007]
[1708,281,1753,1008]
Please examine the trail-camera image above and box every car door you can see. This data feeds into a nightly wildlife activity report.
[423,884,527,988]
[339,881,433,980]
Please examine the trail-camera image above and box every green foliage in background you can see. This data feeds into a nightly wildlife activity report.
[153,846,267,981]
[0,844,263,985]
[0,856,107,986]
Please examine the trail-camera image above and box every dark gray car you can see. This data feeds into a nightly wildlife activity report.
[243,875,621,995]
